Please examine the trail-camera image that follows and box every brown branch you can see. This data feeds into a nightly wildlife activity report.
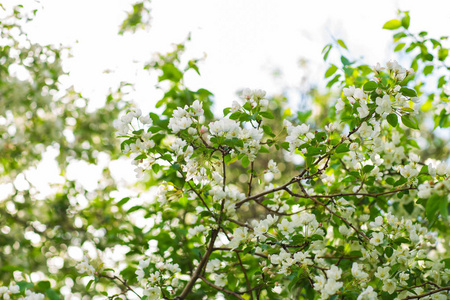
[286,186,369,241]
[198,275,245,300]
[311,187,416,198]
[235,178,299,208]
[97,274,141,299]
[402,287,450,300]
[176,230,219,299]
[212,247,268,259]
[235,252,253,300]
[247,161,255,197]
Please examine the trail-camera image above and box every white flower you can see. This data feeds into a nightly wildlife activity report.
[139,114,152,124]
[372,62,385,72]
[313,275,326,292]
[443,83,450,95]
[253,89,266,100]
[351,263,368,280]
[375,266,390,280]
[375,95,391,116]
[357,101,369,118]
[143,286,161,300]
[349,142,359,151]
[370,232,384,246]
[339,224,351,236]
[326,265,342,280]
[76,261,95,276]
[241,88,252,100]
[215,274,227,287]
[134,167,145,178]
[382,278,397,294]
[343,86,356,98]
[231,101,241,112]
[386,59,401,71]
[336,98,345,112]
[267,159,280,174]
[369,216,383,228]
[357,286,377,300]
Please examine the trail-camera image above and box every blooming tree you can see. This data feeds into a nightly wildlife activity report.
[1,6,450,300]
[97,12,450,300]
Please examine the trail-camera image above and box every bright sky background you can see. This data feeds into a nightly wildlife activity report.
[4,0,447,200]
[22,0,450,114]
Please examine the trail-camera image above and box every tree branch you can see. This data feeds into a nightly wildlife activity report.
[198,275,245,300]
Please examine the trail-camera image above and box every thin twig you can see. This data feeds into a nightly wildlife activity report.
[198,275,245,300]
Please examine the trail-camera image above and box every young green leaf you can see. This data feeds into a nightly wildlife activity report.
[325,64,338,78]
[401,115,419,129]
[386,113,398,127]
[383,19,402,30]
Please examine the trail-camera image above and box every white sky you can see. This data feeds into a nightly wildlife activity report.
[21,0,450,113]
[4,0,450,197]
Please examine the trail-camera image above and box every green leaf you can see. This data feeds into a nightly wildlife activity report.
[340,56,351,66]
[179,196,188,207]
[86,279,94,291]
[394,177,407,187]
[363,165,375,173]
[127,205,143,213]
[37,281,51,291]
[17,281,34,292]
[394,43,406,52]
[241,155,250,168]
[337,39,348,49]
[438,48,449,61]
[325,64,338,78]
[259,146,270,153]
[363,81,377,92]
[305,146,322,156]
[400,87,417,97]
[385,247,394,258]
[439,195,449,220]
[1,265,25,272]
[383,19,402,30]
[117,197,130,206]
[260,111,274,119]
[229,112,241,120]
[262,125,275,137]
[322,44,332,61]
[335,143,349,153]
[401,115,419,129]
[426,194,442,224]
[151,163,160,173]
[423,65,434,75]
[386,113,398,127]
[401,15,410,29]
[326,74,341,88]
[45,289,59,300]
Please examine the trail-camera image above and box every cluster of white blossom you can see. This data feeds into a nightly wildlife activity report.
[135,257,182,300]
[232,88,268,111]
[313,266,344,299]
[75,255,96,276]
[417,160,450,198]
[0,284,20,300]
[114,108,152,137]
[284,122,313,152]
[168,100,204,134]
[0,284,44,300]
[114,108,155,178]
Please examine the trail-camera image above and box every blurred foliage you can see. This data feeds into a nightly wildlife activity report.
[0,4,135,298]
[119,1,152,35]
